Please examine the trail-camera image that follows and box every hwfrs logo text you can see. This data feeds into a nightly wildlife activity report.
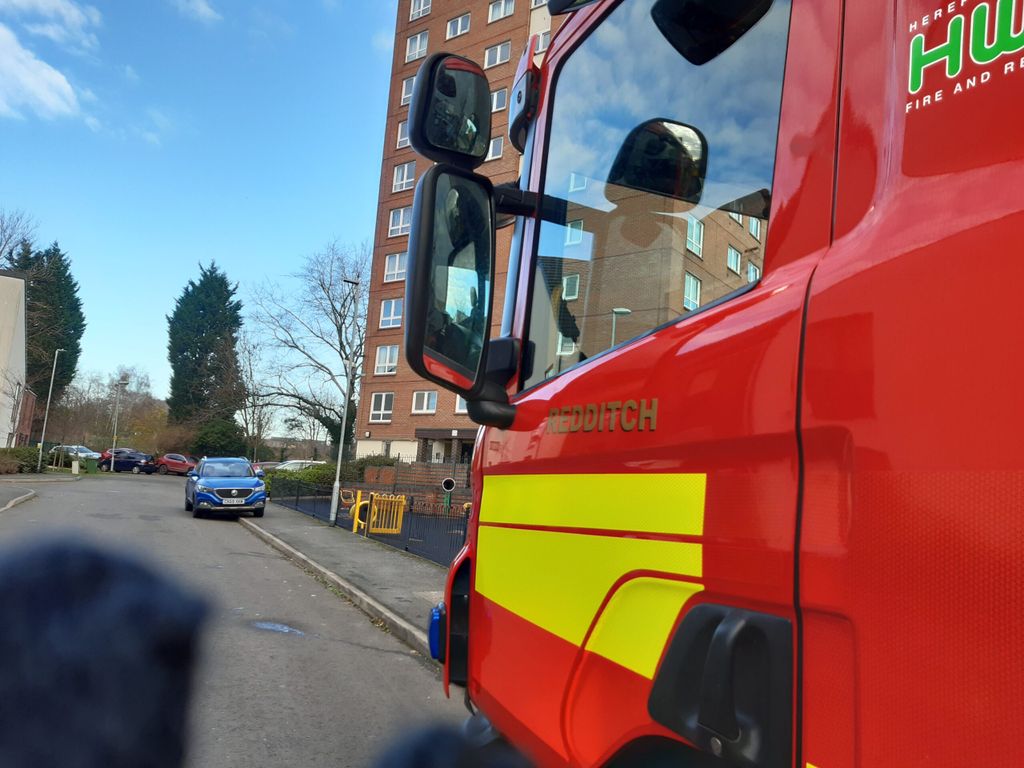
[907,0,1024,112]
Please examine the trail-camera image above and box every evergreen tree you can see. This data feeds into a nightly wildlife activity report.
[7,241,86,405]
[166,264,244,424]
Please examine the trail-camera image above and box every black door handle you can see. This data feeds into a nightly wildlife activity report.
[648,604,792,768]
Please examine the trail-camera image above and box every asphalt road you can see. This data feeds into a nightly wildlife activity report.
[0,475,465,767]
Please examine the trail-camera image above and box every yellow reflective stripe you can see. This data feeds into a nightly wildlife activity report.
[480,473,705,536]
[476,526,702,652]
[585,577,703,679]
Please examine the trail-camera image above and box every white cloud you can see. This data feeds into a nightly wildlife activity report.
[171,0,221,24]
[371,29,392,56]
[124,63,139,83]
[0,22,78,118]
[0,0,101,52]
[83,113,98,131]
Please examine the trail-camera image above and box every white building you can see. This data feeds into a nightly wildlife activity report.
[0,271,29,447]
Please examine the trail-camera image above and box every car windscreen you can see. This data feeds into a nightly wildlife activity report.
[201,463,254,478]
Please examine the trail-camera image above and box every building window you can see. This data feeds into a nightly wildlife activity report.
[486,135,503,160]
[455,395,468,414]
[748,262,761,283]
[410,0,431,20]
[380,298,404,328]
[562,273,579,300]
[488,0,515,23]
[749,216,761,240]
[686,215,704,257]
[491,87,508,112]
[565,219,583,246]
[557,332,576,356]
[728,211,742,224]
[531,0,547,6]
[569,172,587,192]
[727,246,741,275]
[392,160,416,192]
[535,30,551,52]
[384,252,407,282]
[406,30,428,63]
[401,77,415,106]
[375,345,399,375]
[397,120,409,149]
[412,390,438,414]
[447,13,470,39]
[369,392,394,423]
[388,207,411,237]
[484,41,511,68]
[683,272,701,311]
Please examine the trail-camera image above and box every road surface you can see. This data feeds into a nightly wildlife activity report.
[0,474,465,767]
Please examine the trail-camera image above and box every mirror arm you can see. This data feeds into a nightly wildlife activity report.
[494,183,538,217]
[466,337,520,429]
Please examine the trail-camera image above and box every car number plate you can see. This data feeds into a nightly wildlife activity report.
[222,497,245,505]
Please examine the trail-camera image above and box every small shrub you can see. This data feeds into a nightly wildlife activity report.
[0,457,20,474]
[0,447,43,473]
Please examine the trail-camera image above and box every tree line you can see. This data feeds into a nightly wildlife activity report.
[2,208,369,461]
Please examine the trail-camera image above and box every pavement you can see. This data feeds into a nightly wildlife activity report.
[240,501,449,660]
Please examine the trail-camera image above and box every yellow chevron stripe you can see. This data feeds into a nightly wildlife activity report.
[480,473,706,535]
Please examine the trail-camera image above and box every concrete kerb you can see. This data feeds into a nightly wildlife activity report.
[0,489,36,512]
[238,517,433,660]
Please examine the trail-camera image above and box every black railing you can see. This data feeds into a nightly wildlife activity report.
[267,476,467,566]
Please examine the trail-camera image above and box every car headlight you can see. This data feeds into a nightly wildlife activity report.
[255,482,265,491]
[196,484,213,493]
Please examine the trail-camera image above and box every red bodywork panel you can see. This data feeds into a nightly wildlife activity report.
[435,0,1024,765]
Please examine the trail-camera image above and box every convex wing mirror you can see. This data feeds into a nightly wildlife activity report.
[410,54,492,168]
[405,164,496,397]
[607,119,708,204]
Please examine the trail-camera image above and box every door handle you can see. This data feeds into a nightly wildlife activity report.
[648,604,792,768]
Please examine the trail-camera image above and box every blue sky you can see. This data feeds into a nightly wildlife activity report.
[0,0,397,398]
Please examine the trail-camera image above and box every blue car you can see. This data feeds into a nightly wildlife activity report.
[185,457,267,519]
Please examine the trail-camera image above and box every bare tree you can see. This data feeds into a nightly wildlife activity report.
[0,208,36,262]
[236,331,275,461]
[250,240,369,458]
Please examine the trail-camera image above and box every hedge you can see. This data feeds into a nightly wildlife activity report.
[0,447,43,473]
[263,454,398,495]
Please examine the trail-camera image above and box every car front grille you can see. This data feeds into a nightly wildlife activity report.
[214,488,253,500]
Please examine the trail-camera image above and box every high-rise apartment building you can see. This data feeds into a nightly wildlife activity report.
[356,0,558,463]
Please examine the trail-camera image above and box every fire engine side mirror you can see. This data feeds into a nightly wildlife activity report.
[409,54,492,169]
[405,163,496,399]
[607,119,708,205]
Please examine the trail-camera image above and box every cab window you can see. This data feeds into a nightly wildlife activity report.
[524,0,792,387]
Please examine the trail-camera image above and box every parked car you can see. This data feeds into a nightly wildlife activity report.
[185,457,267,519]
[99,451,156,474]
[48,445,101,462]
[100,447,137,462]
[155,453,196,476]
[252,461,281,473]
[273,460,327,472]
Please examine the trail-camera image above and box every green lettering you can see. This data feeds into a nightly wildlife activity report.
[971,0,1024,64]
[909,14,964,94]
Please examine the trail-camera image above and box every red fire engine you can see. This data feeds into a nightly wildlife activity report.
[403,0,1024,765]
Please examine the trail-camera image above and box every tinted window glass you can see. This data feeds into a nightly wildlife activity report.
[524,0,790,387]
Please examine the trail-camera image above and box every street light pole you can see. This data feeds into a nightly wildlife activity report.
[36,347,65,473]
[610,307,632,347]
[329,278,361,525]
[107,376,129,472]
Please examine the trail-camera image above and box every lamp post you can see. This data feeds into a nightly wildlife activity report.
[610,307,632,347]
[107,376,129,472]
[36,347,65,473]
[329,278,361,525]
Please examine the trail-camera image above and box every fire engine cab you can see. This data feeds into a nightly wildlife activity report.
[403,0,1024,765]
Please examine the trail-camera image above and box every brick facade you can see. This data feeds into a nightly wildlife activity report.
[357,0,558,463]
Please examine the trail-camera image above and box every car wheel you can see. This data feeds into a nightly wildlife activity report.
[253,508,265,518]
[100,463,108,472]
[158,465,168,475]
[192,509,203,519]
[131,466,140,474]
[185,496,193,512]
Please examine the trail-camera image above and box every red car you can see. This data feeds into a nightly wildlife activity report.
[155,453,197,476]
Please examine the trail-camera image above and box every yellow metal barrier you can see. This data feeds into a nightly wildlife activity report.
[351,491,406,535]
